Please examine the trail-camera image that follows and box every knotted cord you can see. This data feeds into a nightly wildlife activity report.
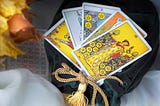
[53,63,123,106]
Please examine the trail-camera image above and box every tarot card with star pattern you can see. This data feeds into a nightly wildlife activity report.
[73,20,151,77]
[82,2,120,41]
[44,18,80,70]
[82,11,147,44]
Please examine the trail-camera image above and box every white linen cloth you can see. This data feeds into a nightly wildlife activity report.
[0,69,66,106]
[121,70,160,106]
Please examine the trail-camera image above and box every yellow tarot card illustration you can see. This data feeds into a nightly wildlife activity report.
[44,18,80,69]
[73,20,151,76]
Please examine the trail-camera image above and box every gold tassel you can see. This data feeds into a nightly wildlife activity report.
[66,83,88,106]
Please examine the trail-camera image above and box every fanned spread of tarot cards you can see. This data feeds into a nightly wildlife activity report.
[44,2,151,82]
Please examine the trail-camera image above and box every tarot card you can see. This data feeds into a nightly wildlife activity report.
[73,20,151,77]
[62,7,82,48]
[82,2,120,41]
[44,18,80,70]
[82,11,147,44]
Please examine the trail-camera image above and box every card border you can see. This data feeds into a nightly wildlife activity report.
[83,2,121,11]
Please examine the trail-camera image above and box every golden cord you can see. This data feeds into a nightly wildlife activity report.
[53,63,123,106]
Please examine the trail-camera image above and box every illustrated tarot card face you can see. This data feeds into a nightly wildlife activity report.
[44,18,80,70]
[82,11,147,44]
[62,7,82,48]
[82,2,120,41]
[73,20,151,76]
